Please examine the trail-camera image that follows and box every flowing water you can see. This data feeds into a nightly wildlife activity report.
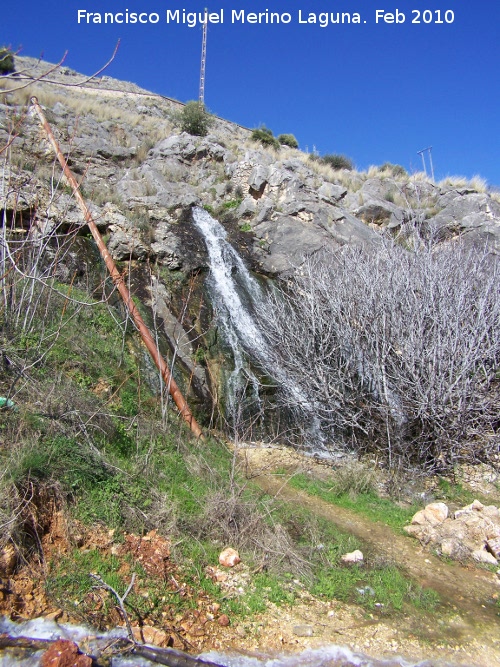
[192,208,323,443]
[192,207,267,423]
[0,617,466,667]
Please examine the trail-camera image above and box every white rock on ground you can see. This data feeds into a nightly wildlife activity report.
[341,550,364,564]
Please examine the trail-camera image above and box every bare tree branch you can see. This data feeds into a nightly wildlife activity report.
[0,40,120,94]
[90,572,136,642]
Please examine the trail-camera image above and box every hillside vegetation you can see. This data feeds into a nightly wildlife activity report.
[1,55,500,655]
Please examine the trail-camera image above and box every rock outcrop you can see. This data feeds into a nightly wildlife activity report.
[2,56,500,418]
[404,500,500,565]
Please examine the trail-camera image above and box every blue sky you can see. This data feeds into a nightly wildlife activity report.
[3,0,500,185]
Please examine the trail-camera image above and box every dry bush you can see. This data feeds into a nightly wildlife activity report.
[194,487,311,576]
[257,241,500,471]
[439,174,488,192]
[410,171,434,183]
[329,461,378,496]
[366,164,409,181]
[183,443,311,576]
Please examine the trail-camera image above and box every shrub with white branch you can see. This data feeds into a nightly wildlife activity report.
[258,241,500,471]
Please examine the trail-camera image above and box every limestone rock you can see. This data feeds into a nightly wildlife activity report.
[248,165,269,195]
[354,200,400,226]
[237,197,258,218]
[410,502,449,527]
[341,549,364,564]
[405,499,500,565]
[430,192,500,253]
[254,215,331,275]
[472,548,498,566]
[487,537,500,559]
[107,229,148,260]
[440,538,462,558]
[318,182,347,203]
[219,547,241,567]
[150,133,226,162]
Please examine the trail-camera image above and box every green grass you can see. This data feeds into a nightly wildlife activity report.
[46,549,176,629]
[222,198,242,210]
[226,573,297,616]
[434,478,475,505]
[313,563,439,613]
[289,473,419,531]
[432,476,500,508]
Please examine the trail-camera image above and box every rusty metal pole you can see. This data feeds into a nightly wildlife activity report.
[31,96,204,440]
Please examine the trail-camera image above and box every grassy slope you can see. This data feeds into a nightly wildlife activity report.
[0,276,445,631]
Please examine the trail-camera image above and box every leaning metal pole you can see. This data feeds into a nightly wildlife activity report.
[31,97,204,440]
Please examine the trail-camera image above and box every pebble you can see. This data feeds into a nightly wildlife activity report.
[292,624,314,637]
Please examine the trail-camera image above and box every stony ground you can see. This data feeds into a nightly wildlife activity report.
[2,444,500,666]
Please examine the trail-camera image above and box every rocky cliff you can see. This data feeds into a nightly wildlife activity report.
[2,56,500,431]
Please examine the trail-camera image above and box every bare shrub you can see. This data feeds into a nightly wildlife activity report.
[257,241,500,471]
[329,461,378,496]
[194,487,311,576]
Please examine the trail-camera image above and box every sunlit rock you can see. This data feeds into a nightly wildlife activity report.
[219,548,241,567]
[341,549,364,564]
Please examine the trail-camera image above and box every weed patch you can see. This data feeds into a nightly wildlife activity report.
[46,548,176,630]
[313,563,439,613]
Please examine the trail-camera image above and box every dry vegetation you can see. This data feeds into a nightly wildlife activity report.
[258,242,500,471]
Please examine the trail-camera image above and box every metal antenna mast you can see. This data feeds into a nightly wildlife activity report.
[417,146,435,181]
[199,8,208,104]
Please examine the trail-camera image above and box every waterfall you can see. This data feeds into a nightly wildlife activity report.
[192,207,323,444]
[192,207,267,357]
[192,207,267,426]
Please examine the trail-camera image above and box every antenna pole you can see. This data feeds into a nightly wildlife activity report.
[428,147,435,181]
[417,146,435,181]
[199,8,208,104]
[417,149,427,176]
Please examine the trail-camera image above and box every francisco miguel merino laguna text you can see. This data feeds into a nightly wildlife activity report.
[77,9,364,27]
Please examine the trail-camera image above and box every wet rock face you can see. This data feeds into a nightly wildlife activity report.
[405,500,500,564]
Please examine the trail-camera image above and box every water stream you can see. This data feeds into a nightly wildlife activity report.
[192,208,323,443]
[192,207,270,424]
[0,617,463,667]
